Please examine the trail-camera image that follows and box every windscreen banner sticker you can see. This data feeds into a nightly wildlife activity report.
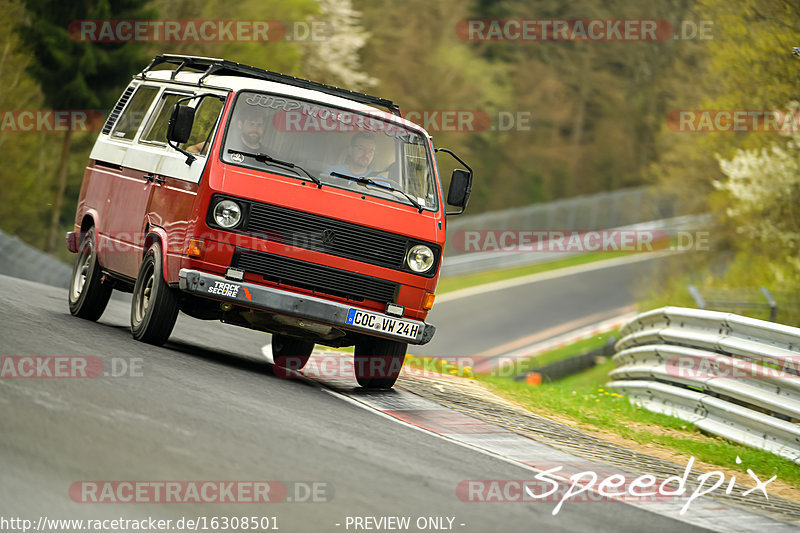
[207,281,240,298]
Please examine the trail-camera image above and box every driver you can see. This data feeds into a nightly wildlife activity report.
[188,103,267,155]
[226,104,267,153]
[327,132,379,178]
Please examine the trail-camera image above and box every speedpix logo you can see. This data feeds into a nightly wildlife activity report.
[457,457,775,516]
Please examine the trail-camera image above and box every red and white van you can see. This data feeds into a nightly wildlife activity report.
[66,55,472,388]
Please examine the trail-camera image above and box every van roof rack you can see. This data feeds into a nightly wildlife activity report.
[140,54,400,116]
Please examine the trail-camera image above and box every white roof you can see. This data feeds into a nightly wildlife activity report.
[139,70,430,138]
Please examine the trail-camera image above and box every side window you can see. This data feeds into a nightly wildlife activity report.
[184,97,225,156]
[141,93,224,156]
[111,86,159,140]
[141,93,186,145]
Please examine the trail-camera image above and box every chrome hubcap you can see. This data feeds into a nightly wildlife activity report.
[71,249,92,301]
[134,266,154,324]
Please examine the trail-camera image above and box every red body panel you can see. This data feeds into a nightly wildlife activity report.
[73,90,445,324]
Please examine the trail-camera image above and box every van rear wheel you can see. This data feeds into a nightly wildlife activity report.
[353,337,407,389]
[272,335,314,376]
[131,242,179,346]
[68,228,112,321]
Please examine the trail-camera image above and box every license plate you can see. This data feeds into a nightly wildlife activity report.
[345,308,420,340]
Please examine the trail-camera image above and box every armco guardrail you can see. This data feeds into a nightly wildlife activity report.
[0,230,71,288]
[608,306,800,464]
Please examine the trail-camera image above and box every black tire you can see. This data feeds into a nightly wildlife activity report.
[68,228,112,321]
[272,334,314,377]
[130,242,179,345]
[353,337,407,389]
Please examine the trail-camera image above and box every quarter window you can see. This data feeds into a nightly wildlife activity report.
[111,86,158,140]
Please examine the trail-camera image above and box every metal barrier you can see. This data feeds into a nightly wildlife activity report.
[688,285,779,322]
[513,337,617,382]
[441,214,709,277]
[608,306,800,464]
[0,229,71,288]
[441,186,700,277]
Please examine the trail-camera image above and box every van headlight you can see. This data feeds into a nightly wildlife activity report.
[406,244,434,273]
[213,199,242,228]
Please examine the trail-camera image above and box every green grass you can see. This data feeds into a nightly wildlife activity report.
[437,251,633,294]
[478,352,800,489]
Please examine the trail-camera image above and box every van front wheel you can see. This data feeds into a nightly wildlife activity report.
[353,338,407,389]
[272,335,314,377]
[131,242,179,346]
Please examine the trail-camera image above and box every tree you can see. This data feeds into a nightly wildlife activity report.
[302,0,376,90]
[16,0,153,251]
[715,104,800,282]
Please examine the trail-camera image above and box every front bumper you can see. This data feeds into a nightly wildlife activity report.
[66,231,79,253]
[178,269,435,345]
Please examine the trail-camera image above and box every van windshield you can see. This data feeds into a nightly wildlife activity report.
[221,91,439,211]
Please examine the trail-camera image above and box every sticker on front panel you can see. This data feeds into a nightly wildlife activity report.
[346,308,420,340]
[207,280,240,298]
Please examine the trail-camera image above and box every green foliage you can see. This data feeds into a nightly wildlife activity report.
[3,0,799,292]
[150,0,318,75]
[646,0,800,303]
[16,0,155,109]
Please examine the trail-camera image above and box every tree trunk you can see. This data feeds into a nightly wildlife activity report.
[46,129,72,252]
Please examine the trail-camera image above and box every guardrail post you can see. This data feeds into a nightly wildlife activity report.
[688,284,706,309]
[761,286,777,322]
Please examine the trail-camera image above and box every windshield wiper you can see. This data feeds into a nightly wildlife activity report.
[330,172,423,213]
[227,149,321,188]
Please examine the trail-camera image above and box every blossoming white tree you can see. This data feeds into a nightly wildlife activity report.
[303,0,376,90]
[715,104,800,280]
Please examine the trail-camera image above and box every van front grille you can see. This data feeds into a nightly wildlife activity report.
[232,249,399,304]
[245,202,413,270]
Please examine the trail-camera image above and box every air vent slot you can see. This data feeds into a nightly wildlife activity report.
[101,85,136,135]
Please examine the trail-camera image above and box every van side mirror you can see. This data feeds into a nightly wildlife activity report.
[167,104,195,144]
[435,148,473,215]
[447,169,471,209]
